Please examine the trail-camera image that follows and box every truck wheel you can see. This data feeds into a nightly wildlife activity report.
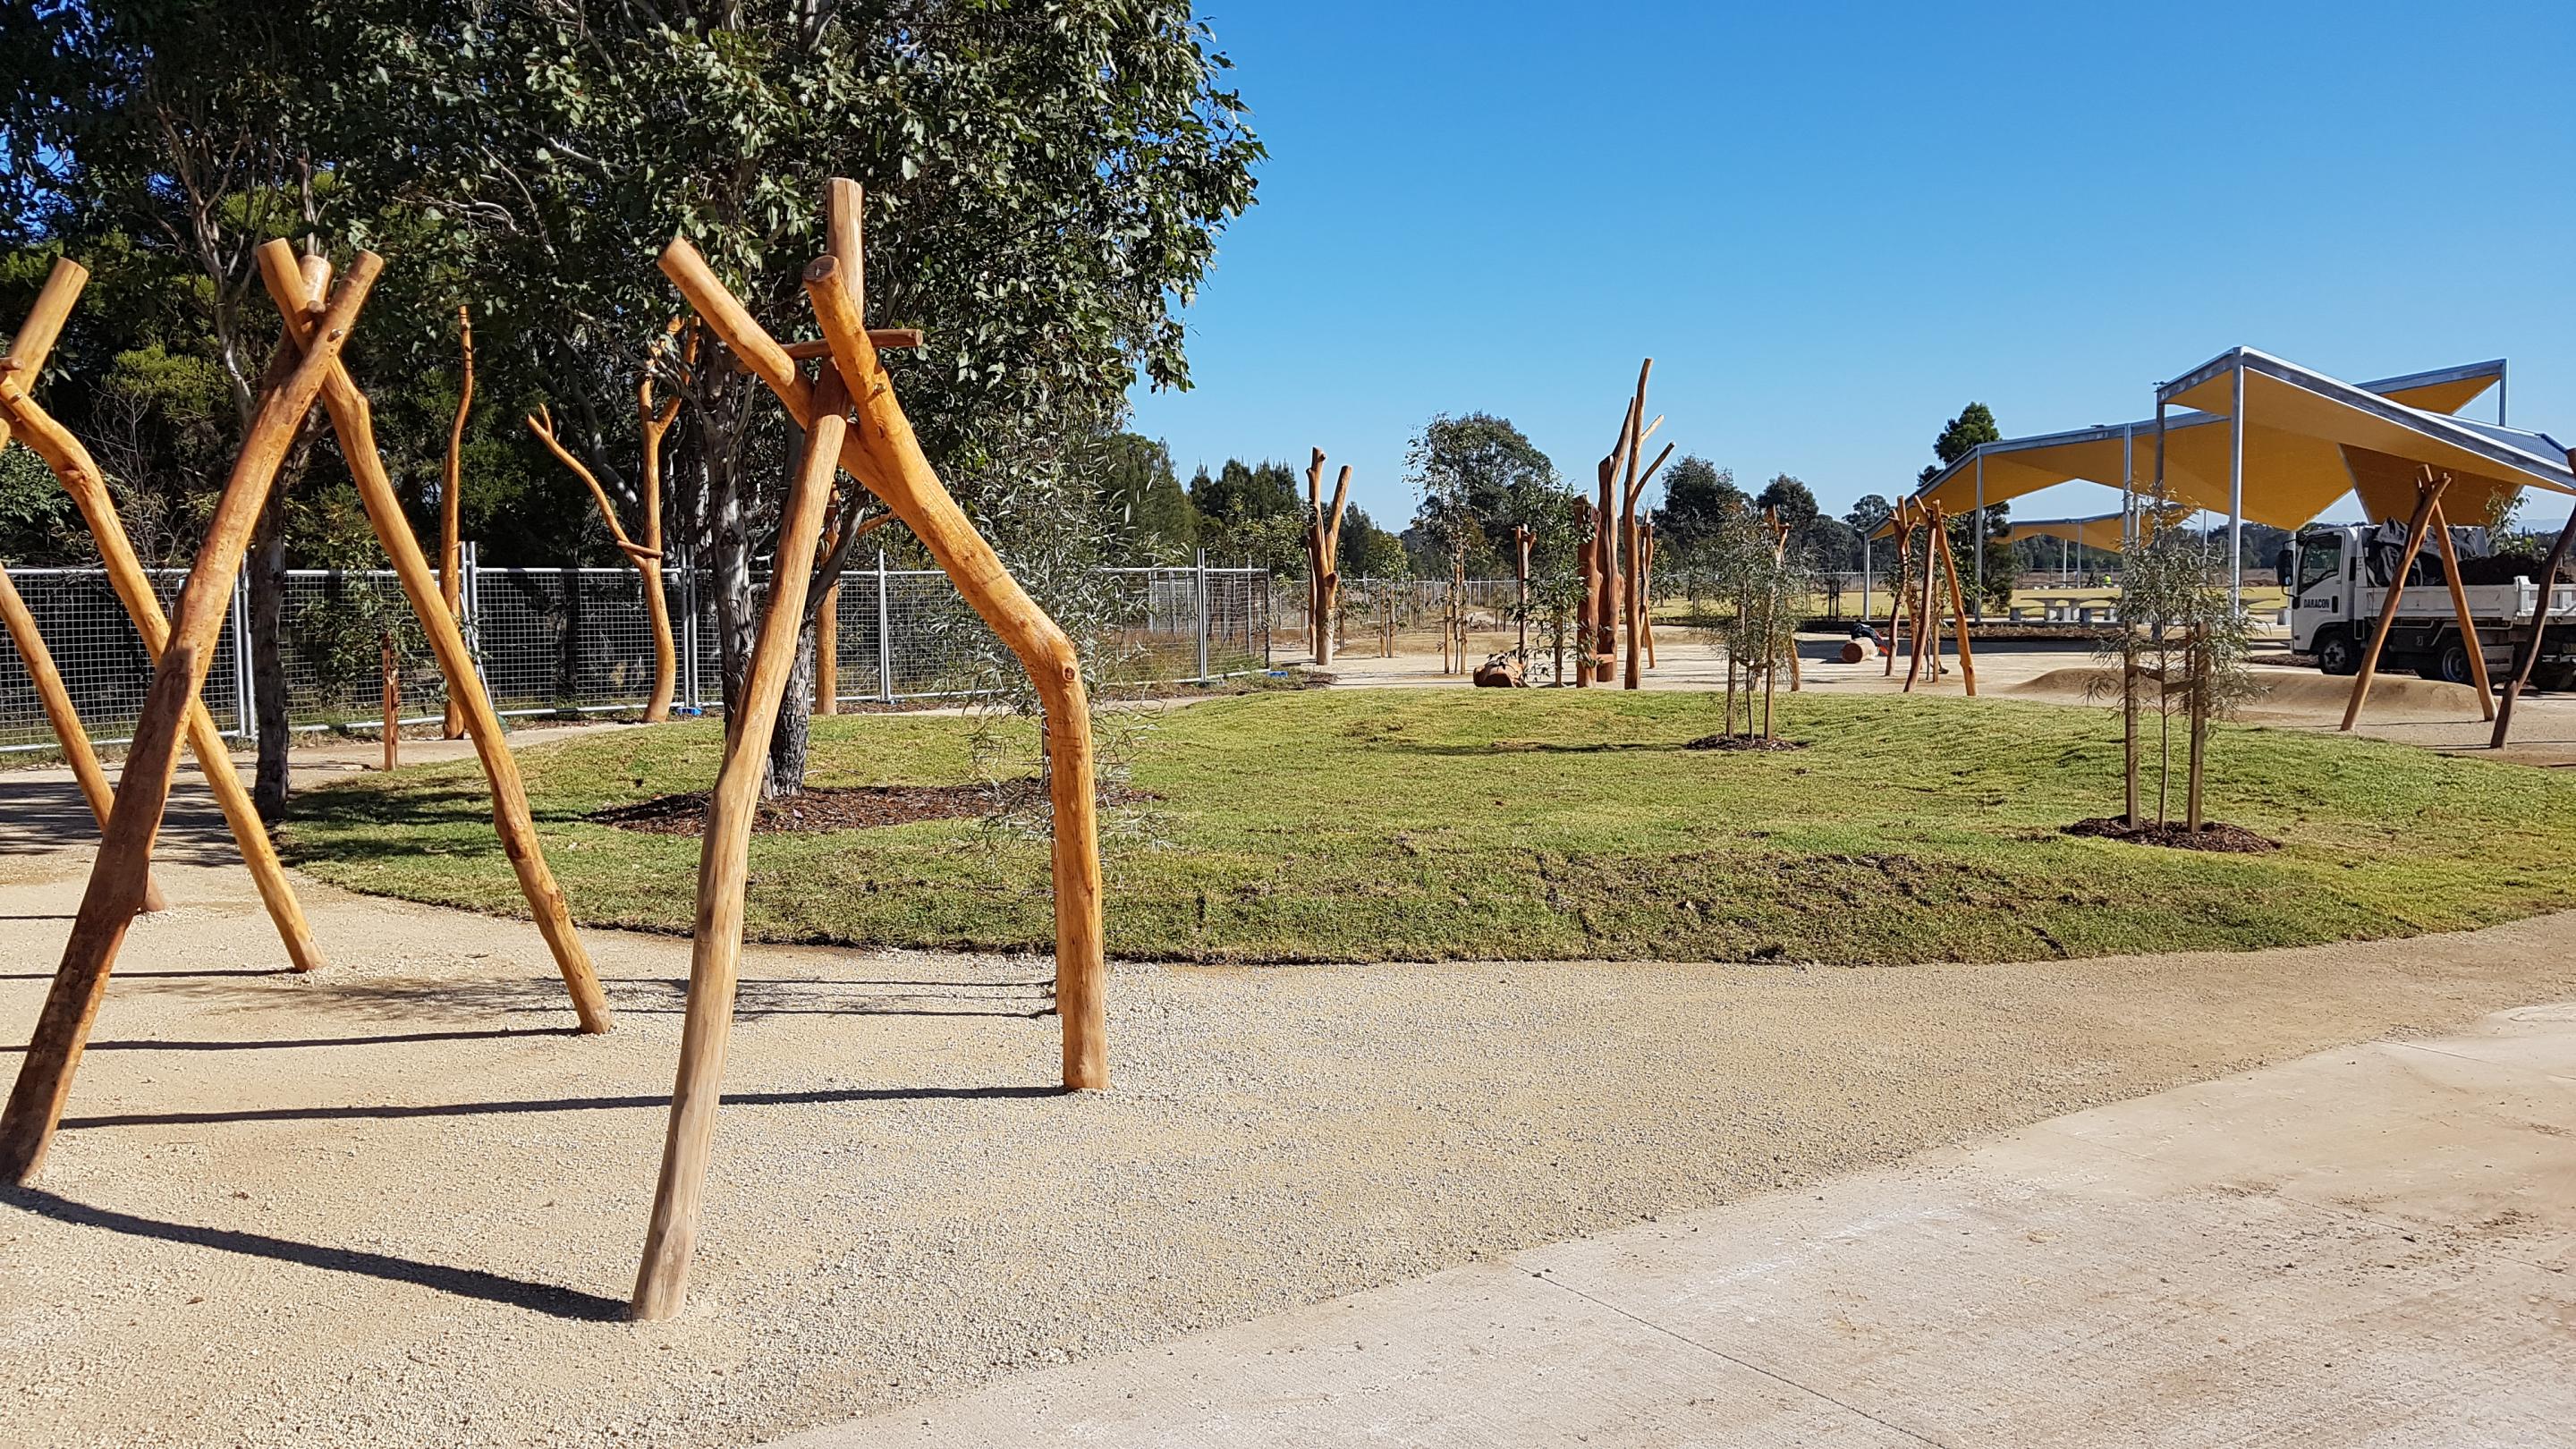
[2316,629,2360,676]
[2423,639,2474,684]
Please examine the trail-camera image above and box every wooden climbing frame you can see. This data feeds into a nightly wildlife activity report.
[0,242,616,1186]
[632,178,1108,1321]
[0,562,168,913]
[2340,469,2462,732]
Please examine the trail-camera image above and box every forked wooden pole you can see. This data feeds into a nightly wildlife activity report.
[2426,500,2495,719]
[0,258,322,971]
[635,323,686,723]
[0,563,167,912]
[0,252,379,1184]
[440,305,473,739]
[256,244,611,1033]
[2493,472,2576,749]
[2343,473,2450,732]
[1929,505,1977,697]
[632,363,849,1322]
[1304,449,1352,665]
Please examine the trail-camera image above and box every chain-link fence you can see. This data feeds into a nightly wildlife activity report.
[0,549,1273,754]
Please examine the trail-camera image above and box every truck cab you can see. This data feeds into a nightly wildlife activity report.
[2289,523,2576,686]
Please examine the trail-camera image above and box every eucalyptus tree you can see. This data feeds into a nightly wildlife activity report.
[347,0,1262,792]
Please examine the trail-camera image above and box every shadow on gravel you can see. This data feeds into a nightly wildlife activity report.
[58,1082,1062,1131]
[0,1187,629,1321]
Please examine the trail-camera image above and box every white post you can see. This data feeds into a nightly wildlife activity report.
[679,555,700,713]
[2229,358,2246,614]
[230,570,254,741]
[1860,527,1872,621]
[874,548,894,704]
[1194,547,1212,682]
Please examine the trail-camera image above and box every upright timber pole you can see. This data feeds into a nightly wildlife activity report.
[0,564,167,912]
[2427,498,2496,718]
[0,250,380,1185]
[0,258,323,972]
[258,245,611,1032]
[1304,448,1352,665]
[440,306,473,738]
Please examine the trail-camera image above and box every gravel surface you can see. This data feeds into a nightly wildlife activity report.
[2,769,2572,1447]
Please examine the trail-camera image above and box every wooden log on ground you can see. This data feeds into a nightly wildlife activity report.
[2343,473,2449,732]
[0,564,167,912]
[632,363,848,1323]
[256,245,611,1034]
[0,258,322,971]
[1471,652,1527,688]
[0,251,379,1185]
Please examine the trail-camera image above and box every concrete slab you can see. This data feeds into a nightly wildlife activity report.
[772,1002,2576,1448]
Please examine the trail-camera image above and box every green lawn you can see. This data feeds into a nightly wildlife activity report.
[279,690,2576,965]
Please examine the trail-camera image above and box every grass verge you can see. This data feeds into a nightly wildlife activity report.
[280,689,2576,964]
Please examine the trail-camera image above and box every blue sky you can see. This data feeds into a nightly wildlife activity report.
[1129,0,2576,532]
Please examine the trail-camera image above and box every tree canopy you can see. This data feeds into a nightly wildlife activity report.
[1403,411,1561,578]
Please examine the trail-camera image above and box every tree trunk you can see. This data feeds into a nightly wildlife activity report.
[2122,640,2141,827]
[766,624,815,799]
[248,488,291,823]
[2186,625,2208,833]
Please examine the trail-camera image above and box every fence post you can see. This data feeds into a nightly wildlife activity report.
[875,548,894,704]
[462,539,492,703]
[1262,566,1273,668]
[1193,548,1211,682]
[680,558,700,714]
[229,569,253,741]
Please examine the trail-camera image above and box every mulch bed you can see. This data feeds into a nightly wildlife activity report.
[1684,733,1809,752]
[592,778,1152,837]
[2064,817,2281,853]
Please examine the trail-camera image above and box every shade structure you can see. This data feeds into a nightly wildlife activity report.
[2006,506,2190,550]
[1909,354,2569,531]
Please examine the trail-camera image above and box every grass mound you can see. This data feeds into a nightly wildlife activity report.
[281,690,2576,965]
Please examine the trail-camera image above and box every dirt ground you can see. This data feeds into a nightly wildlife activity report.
[1324,635,2576,767]
[3,741,2574,1447]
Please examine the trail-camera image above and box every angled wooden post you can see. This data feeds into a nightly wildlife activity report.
[1623,439,1671,689]
[440,305,473,738]
[2425,499,2495,719]
[1929,504,1977,696]
[1617,361,1655,687]
[0,251,380,1184]
[0,563,167,912]
[2493,462,2576,748]
[633,360,849,1323]
[257,244,611,1033]
[0,258,322,970]
[635,321,688,723]
[2343,471,2450,732]
[1594,394,1633,684]
[1884,506,1913,678]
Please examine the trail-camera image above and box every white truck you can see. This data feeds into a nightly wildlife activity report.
[2289,523,2576,687]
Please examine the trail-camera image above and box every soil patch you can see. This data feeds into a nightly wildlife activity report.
[1685,733,1809,752]
[592,779,1152,836]
[2064,816,2281,853]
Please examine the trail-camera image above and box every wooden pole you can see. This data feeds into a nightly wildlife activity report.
[1618,361,1651,687]
[0,258,322,971]
[1595,400,1631,685]
[2342,472,2450,732]
[380,631,399,772]
[0,563,167,912]
[1638,524,1657,668]
[0,251,379,1185]
[1884,510,1912,678]
[1929,505,1977,697]
[1513,523,1531,659]
[633,363,849,1322]
[2493,469,2576,749]
[256,245,612,1033]
[635,325,685,724]
[1903,513,1934,691]
[2426,500,2496,719]
[440,306,472,738]
[2184,622,2208,832]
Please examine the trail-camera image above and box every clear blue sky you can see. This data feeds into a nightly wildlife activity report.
[1129,0,2576,534]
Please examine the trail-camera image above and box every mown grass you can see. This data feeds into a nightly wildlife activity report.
[279,690,2576,965]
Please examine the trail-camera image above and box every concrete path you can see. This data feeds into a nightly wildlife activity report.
[772,1001,2576,1448]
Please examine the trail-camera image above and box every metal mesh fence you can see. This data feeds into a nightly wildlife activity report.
[0,555,1273,754]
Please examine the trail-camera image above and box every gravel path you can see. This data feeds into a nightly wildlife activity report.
[1,767,2572,1447]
